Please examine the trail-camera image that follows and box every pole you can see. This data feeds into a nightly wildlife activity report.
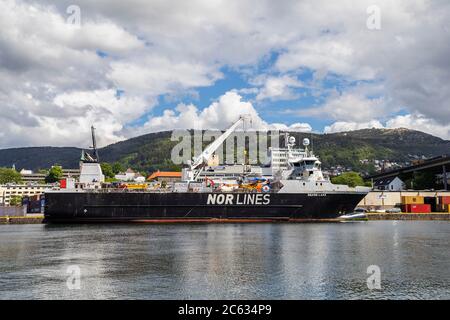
[443,165,448,191]
[91,125,99,162]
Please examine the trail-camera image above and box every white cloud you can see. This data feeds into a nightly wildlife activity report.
[0,89,151,148]
[302,92,388,122]
[276,37,378,80]
[0,0,225,148]
[1,0,450,149]
[324,114,450,139]
[254,75,303,101]
[107,56,222,96]
[53,89,149,122]
[324,120,384,133]
[138,91,312,133]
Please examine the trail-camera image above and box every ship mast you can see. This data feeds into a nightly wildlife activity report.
[81,125,100,163]
[91,125,99,162]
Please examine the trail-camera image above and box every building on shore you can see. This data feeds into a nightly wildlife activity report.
[147,171,182,183]
[114,168,139,182]
[358,190,450,211]
[20,168,80,183]
[373,176,405,191]
[0,184,53,206]
[113,168,146,182]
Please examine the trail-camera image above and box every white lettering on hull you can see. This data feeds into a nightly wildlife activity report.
[207,194,271,205]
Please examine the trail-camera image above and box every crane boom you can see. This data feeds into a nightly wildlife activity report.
[183,115,251,181]
[191,115,249,169]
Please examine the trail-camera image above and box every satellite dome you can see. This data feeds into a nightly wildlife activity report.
[303,138,310,146]
[288,136,296,144]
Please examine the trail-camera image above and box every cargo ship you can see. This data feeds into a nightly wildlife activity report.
[44,118,370,223]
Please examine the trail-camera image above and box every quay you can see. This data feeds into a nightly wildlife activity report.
[367,212,450,221]
[0,214,44,224]
[1,213,449,224]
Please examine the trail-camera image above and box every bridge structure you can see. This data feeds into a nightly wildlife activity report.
[365,154,450,191]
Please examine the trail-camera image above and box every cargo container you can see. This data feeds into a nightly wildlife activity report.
[60,179,67,189]
[424,197,438,212]
[401,196,424,205]
[439,196,450,205]
[59,178,75,189]
[402,204,431,213]
[412,204,431,213]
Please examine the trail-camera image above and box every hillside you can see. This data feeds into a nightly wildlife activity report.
[0,128,449,174]
[0,147,81,170]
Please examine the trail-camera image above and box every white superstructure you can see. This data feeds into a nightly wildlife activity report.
[79,162,105,184]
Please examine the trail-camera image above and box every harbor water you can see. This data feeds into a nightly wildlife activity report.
[0,221,449,299]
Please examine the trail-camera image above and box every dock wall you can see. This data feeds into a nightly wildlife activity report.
[367,213,450,220]
[0,206,26,217]
[0,215,44,224]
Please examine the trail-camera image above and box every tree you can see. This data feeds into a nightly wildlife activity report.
[331,172,367,187]
[45,166,63,183]
[413,171,436,190]
[9,195,23,207]
[100,163,115,178]
[112,162,125,174]
[0,168,22,184]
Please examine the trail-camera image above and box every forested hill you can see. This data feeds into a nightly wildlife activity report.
[0,128,449,174]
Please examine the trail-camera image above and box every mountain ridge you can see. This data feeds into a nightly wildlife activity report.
[0,128,449,173]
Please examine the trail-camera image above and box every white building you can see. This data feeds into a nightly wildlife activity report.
[134,174,146,183]
[268,147,307,170]
[115,168,139,181]
[0,184,52,206]
[373,176,405,191]
[20,169,33,175]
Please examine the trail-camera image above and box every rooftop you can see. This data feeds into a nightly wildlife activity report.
[148,171,182,180]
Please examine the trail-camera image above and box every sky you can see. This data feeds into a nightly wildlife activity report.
[1,0,450,149]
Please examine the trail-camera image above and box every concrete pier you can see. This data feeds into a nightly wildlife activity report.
[0,215,44,224]
[367,212,450,221]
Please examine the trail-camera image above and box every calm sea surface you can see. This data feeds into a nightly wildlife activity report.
[0,221,449,299]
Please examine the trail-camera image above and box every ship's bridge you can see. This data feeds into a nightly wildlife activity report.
[291,157,321,169]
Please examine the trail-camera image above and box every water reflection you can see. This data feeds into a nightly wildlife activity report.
[0,222,448,299]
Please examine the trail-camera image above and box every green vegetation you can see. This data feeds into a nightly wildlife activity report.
[112,162,125,174]
[100,163,115,178]
[0,128,448,175]
[412,171,437,190]
[331,172,369,187]
[9,195,22,206]
[0,167,22,184]
[45,166,63,183]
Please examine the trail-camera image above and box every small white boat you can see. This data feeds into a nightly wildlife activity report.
[339,212,367,220]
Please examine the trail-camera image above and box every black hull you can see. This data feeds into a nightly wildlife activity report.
[44,191,367,223]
